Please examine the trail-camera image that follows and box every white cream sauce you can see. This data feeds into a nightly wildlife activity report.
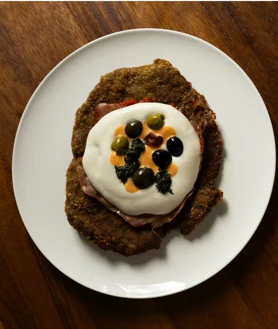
[83,103,201,215]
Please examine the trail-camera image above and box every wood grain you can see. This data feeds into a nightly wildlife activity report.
[0,2,277,328]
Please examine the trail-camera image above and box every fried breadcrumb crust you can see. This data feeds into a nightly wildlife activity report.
[65,59,223,256]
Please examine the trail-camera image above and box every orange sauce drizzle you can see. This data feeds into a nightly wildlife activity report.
[111,121,178,193]
[125,178,139,193]
[139,145,159,173]
[114,125,127,138]
[168,162,178,177]
[110,151,125,166]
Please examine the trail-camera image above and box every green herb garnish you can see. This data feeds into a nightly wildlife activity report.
[115,161,140,184]
[154,169,173,194]
[128,138,145,156]
[124,138,145,164]
[114,138,145,184]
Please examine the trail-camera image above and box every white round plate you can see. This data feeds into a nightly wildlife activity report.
[13,29,276,298]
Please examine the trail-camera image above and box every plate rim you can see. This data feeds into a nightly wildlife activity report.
[12,28,276,299]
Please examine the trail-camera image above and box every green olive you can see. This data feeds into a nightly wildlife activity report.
[146,113,165,130]
[111,136,129,154]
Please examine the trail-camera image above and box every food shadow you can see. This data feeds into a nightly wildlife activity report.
[185,199,228,241]
[78,232,171,265]
[186,137,228,241]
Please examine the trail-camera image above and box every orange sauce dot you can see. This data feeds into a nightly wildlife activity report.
[139,146,159,173]
[114,125,127,138]
[110,151,125,166]
[125,178,139,193]
[112,121,178,193]
[156,126,176,142]
[168,162,178,176]
[139,123,152,139]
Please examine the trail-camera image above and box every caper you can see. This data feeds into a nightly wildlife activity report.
[132,167,155,189]
[125,120,143,138]
[146,113,165,130]
[111,136,129,154]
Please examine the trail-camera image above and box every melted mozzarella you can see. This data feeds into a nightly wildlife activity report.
[83,103,201,215]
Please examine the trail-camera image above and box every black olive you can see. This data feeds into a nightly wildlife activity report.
[132,167,154,189]
[125,120,143,138]
[166,136,183,157]
[152,150,172,169]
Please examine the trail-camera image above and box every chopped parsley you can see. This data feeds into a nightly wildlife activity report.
[124,138,145,164]
[128,138,145,156]
[115,161,140,184]
[154,169,173,194]
[115,139,145,184]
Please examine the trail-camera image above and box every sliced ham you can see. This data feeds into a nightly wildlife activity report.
[77,163,190,229]
[191,95,216,131]
[93,103,121,124]
[93,99,138,124]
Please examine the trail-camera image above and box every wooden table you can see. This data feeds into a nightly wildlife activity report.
[1,2,277,328]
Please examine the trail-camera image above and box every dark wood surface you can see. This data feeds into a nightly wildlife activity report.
[1,2,278,328]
